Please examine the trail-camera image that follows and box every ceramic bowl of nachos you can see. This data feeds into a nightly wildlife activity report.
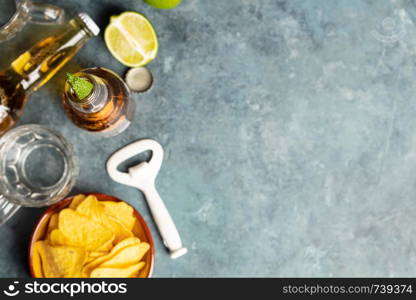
[29,193,154,278]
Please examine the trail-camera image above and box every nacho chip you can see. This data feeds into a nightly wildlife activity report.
[76,195,133,243]
[48,213,59,233]
[36,241,86,278]
[69,194,86,209]
[106,217,133,244]
[89,251,107,258]
[75,195,102,220]
[90,262,145,278]
[31,242,44,277]
[83,237,141,275]
[95,236,115,252]
[100,242,150,268]
[101,201,136,231]
[58,208,114,251]
[112,237,141,250]
[85,250,108,263]
[49,229,67,246]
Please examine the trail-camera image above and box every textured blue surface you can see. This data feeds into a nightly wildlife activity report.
[1,0,416,277]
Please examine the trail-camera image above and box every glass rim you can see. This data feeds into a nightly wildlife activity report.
[0,0,30,31]
[0,124,79,207]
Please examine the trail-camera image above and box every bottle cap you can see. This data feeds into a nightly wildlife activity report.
[77,13,100,36]
[125,67,154,93]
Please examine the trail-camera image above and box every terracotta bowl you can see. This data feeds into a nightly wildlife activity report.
[28,193,154,278]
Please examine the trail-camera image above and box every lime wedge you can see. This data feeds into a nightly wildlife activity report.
[66,73,93,100]
[104,12,158,67]
[144,0,182,9]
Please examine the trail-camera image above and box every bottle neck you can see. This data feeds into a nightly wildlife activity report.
[65,73,109,113]
[10,15,97,94]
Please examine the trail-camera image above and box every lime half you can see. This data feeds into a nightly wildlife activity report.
[144,0,182,9]
[104,12,158,67]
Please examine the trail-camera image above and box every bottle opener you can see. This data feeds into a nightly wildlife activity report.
[106,139,187,259]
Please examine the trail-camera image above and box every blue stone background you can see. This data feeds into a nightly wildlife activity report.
[1,0,416,277]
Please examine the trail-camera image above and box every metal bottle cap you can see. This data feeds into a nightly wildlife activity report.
[77,13,100,36]
[125,67,154,93]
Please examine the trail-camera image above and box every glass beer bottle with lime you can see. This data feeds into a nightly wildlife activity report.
[62,68,135,137]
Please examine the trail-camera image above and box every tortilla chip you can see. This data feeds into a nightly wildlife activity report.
[95,235,115,252]
[76,195,133,243]
[100,242,150,268]
[58,208,114,251]
[31,242,44,277]
[101,201,136,231]
[83,237,141,275]
[69,194,86,209]
[90,262,145,278]
[48,229,67,246]
[36,241,86,278]
[85,250,107,264]
[89,251,107,258]
[48,213,59,233]
[75,195,102,219]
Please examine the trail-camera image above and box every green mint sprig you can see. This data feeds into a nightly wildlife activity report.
[66,73,94,100]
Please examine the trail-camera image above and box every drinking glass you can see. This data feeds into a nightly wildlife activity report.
[0,0,64,42]
[0,124,78,225]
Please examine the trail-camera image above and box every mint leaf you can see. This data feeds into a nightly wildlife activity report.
[66,73,93,100]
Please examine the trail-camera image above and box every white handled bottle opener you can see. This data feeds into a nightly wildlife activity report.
[106,139,187,259]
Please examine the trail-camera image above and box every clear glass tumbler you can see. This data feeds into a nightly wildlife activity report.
[0,124,78,225]
[0,0,65,42]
